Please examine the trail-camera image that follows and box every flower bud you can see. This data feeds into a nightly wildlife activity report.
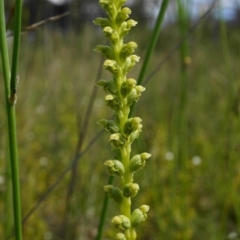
[103,60,118,74]
[104,185,123,204]
[123,55,140,73]
[131,117,142,129]
[135,85,146,94]
[129,131,141,143]
[129,153,151,173]
[123,183,140,198]
[104,160,125,176]
[139,205,150,213]
[112,215,131,230]
[105,94,121,110]
[115,233,126,240]
[93,45,113,59]
[127,85,145,106]
[116,0,127,9]
[127,89,138,106]
[140,152,152,161]
[97,119,119,133]
[120,20,138,38]
[109,133,126,148]
[123,117,142,136]
[103,27,119,43]
[99,0,114,15]
[93,17,111,28]
[116,7,131,25]
[120,78,136,97]
[127,19,138,27]
[131,205,150,228]
[103,26,113,36]
[130,54,140,63]
[120,42,138,61]
[110,32,119,44]
[96,80,117,94]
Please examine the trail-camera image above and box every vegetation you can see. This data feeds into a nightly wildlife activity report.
[0,0,23,239]
[1,1,240,240]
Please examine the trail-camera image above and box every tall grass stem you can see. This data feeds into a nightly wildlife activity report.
[175,0,189,163]
[0,0,23,239]
[129,0,169,116]
[5,159,12,239]
[10,0,22,95]
[219,2,240,230]
[95,175,114,240]
[173,0,190,237]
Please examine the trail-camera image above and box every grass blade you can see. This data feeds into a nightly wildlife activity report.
[95,176,114,240]
[129,0,170,117]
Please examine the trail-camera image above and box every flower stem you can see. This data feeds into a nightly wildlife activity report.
[94,1,150,239]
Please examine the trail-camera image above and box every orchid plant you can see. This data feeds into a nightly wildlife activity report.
[94,1,151,239]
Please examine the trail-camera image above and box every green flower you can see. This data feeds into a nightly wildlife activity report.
[115,233,126,240]
[104,159,125,176]
[120,78,137,97]
[109,133,126,148]
[104,185,123,204]
[105,94,122,110]
[103,60,118,74]
[123,183,140,198]
[94,0,149,238]
[129,153,151,173]
[116,7,132,25]
[131,205,150,228]
[93,17,111,28]
[96,80,117,94]
[112,215,131,230]
[120,41,138,61]
[98,119,119,134]
[123,117,143,136]
[94,45,114,59]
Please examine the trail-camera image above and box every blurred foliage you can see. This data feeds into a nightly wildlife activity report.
[1,17,240,240]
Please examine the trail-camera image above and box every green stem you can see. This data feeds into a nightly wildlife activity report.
[219,3,240,231]
[5,158,12,239]
[130,0,169,117]
[137,0,169,86]
[176,0,189,164]
[174,0,189,238]
[120,141,135,240]
[117,71,136,240]
[0,1,23,240]
[96,176,114,240]
[0,2,12,236]
[0,0,11,83]
[10,0,22,95]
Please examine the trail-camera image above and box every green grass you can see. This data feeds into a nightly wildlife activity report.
[1,7,240,240]
[0,0,23,239]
